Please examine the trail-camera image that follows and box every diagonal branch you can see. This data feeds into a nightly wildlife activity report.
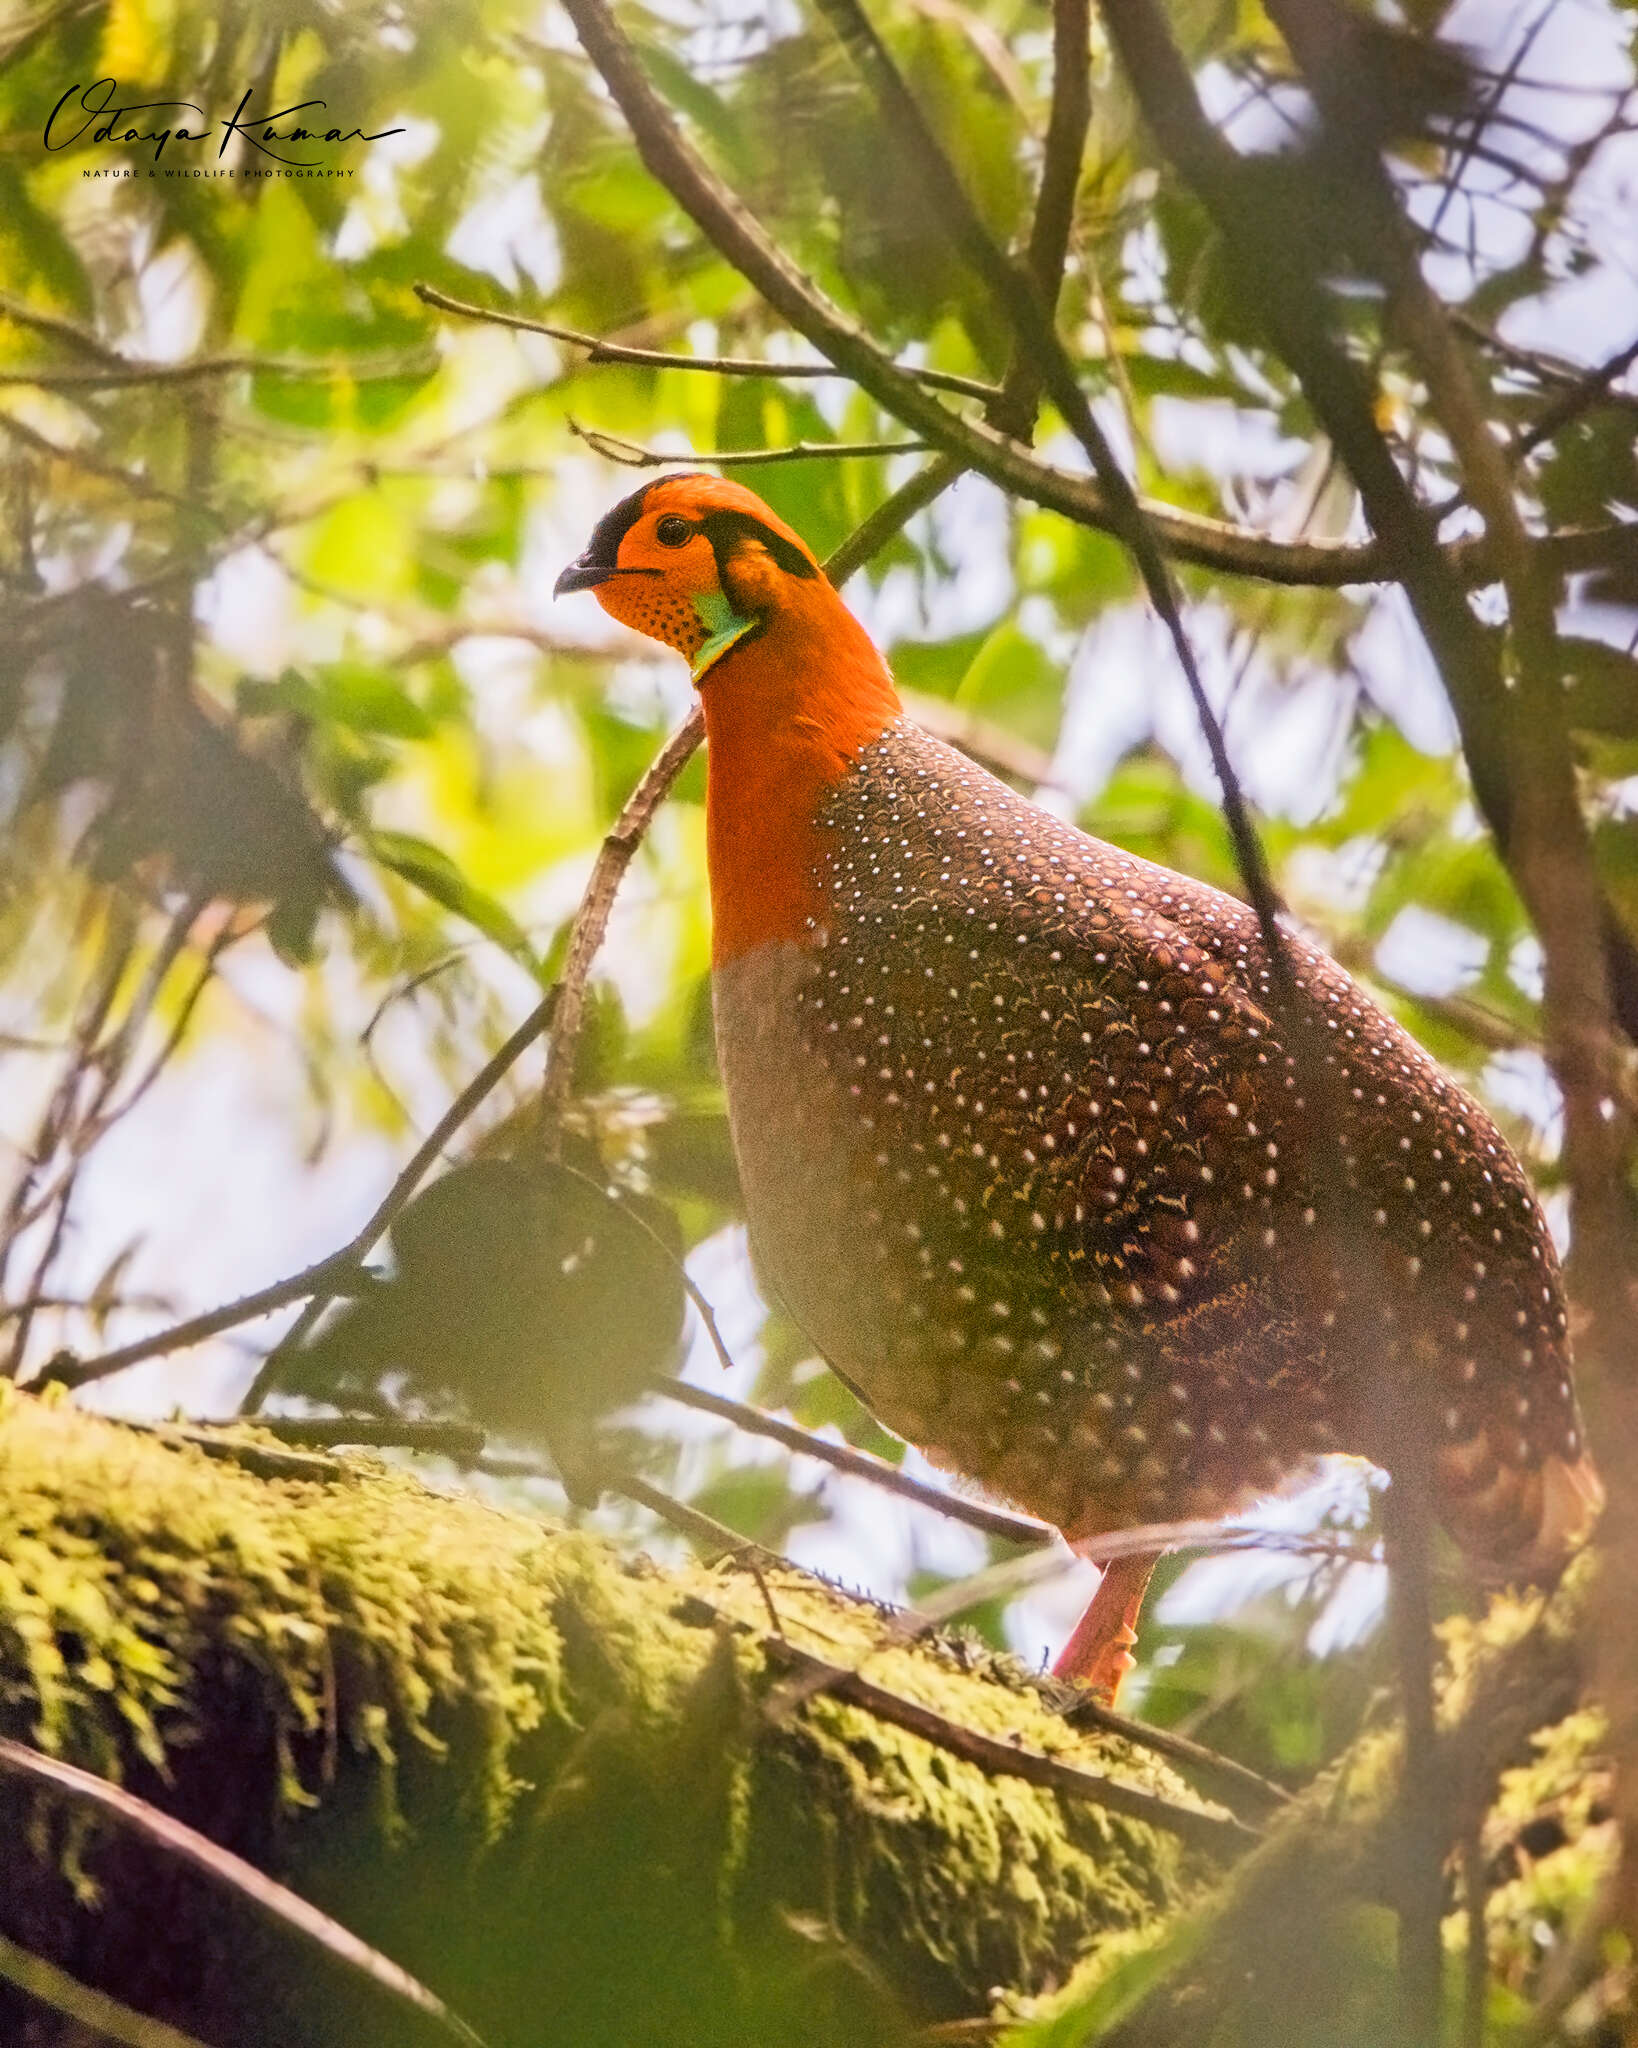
[1513,333,1638,459]
[807,0,1289,995]
[758,1637,1255,1853]
[568,420,930,468]
[414,276,1638,590]
[0,1928,211,2048]
[48,422,969,1400]
[1098,0,1638,1051]
[652,1375,1055,1546]
[1265,0,1629,1276]
[47,994,561,1397]
[413,283,1001,401]
[544,0,1478,598]
[536,710,704,1151]
[0,1737,487,2046]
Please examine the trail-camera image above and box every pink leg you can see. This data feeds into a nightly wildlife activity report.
[1053,1551,1159,1702]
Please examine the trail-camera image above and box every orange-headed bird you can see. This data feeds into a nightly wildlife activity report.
[558,474,1599,1695]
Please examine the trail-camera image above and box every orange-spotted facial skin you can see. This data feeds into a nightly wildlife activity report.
[555,475,901,964]
[553,473,821,671]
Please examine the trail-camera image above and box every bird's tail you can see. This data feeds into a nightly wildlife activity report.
[1436,1432,1603,1581]
[1519,1450,1604,1576]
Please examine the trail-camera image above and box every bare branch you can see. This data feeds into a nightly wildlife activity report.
[758,1637,1255,1853]
[528,0,1638,598]
[809,0,1290,1000]
[820,453,964,584]
[537,710,704,1151]
[1098,0,1638,1049]
[535,470,977,1150]
[413,283,1001,402]
[0,1737,489,2047]
[568,419,930,468]
[1514,333,1638,459]
[48,993,560,1398]
[0,347,436,391]
[48,390,971,1399]
[651,1374,1057,1547]
[0,1927,211,2048]
[0,287,127,365]
[39,1249,359,1395]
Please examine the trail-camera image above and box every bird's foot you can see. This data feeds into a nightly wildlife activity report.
[1051,1551,1158,1706]
[1053,1618,1139,1703]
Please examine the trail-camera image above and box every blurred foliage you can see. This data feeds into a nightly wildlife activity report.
[3,0,1638,2032]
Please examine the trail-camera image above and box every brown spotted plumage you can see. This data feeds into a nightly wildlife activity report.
[558,476,1601,1687]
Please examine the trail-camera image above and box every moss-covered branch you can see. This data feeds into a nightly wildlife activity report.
[0,1395,1612,2047]
[0,1394,1215,2048]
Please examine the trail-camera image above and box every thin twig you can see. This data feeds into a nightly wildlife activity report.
[651,1375,1055,1546]
[237,1416,490,1457]
[47,994,560,1398]
[45,366,981,1399]
[0,348,436,390]
[759,1638,1254,1853]
[569,419,929,468]
[769,1538,1290,1821]
[0,1928,211,2048]
[422,107,1638,593]
[1101,0,1638,1050]
[537,710,703,1151]
[1514,333,1638,459]
[0,410,195,508]
[602,1463,784,1565]
[413,283,1001,402]
[811,0,1292,996]
[0,288,127,364]
[1061,1691,1293,1817]
[820,454,963,584]
[0,1737,488,2047]
[535,468,970,1149]
[143,1424,346,1484]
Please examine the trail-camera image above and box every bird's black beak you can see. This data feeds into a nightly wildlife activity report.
[553,552,615,598]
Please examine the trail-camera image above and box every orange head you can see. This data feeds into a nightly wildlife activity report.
[554,473,831,676]
[558,476,901,963]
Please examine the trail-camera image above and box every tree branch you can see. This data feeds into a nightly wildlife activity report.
[536,710,703,1152]
[759,1637,1255,1853]
[0,1927,212,2048]
[568,419,930,468]
[1098,0,1638,1047]
[415,277,1638,592]
[809,0,1290,1007]
[0,1738,487,2047]
[651,1375,1056,1548]
[412,283,1002,401]
[46,993,560,1398]
[1512,333,1638,459]
[0,348,435,390]
[46,406,967,1398]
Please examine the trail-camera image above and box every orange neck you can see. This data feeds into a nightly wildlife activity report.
[700,581,900,967]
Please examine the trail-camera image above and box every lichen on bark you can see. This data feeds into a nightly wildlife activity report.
[0,1391,1212,2047]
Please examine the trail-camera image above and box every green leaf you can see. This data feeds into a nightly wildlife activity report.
[953,618,1065,750]
[369,829,534,961]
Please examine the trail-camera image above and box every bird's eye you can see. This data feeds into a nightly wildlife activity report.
[655,515,693,548]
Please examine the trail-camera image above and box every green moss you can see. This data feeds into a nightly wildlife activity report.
[1002,1562,1609,2048]
[0,1394,1205,2047]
